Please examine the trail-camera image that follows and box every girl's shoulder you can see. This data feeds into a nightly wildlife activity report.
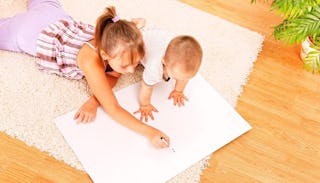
[77,43,102,69]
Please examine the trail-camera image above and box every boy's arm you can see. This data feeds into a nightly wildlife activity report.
[168,79,189,106]
[174,79,189,92]
[139,80,154,106]
[134,80,159,122]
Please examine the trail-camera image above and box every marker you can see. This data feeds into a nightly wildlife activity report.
[160,137,176,152]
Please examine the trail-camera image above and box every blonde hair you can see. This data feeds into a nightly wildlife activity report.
[95,6,145,66]
[164,35,202,75]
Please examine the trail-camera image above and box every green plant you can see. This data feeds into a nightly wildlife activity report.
[252,0,320,73]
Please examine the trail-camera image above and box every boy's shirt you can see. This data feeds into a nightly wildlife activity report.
[141,28,175,86]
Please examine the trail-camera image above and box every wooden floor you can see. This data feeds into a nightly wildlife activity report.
[1,0,320,182]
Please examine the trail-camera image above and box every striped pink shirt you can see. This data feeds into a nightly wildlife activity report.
[36,19,95,79]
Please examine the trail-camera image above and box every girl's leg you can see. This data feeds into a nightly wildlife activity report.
[0,0,71,56]
[27,0,62,10]
[0,16,24,53]
[18,1,71,56]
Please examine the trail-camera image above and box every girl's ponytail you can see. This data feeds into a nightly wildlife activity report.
[94,6,145,66]
[95,6,117,49]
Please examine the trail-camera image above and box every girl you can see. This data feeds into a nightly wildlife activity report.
[0,0,169,148]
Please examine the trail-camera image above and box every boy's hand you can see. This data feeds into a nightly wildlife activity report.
[74,99,98,123]
[147,127,170,148]
[133,104,158,122]
[168,90,188,107]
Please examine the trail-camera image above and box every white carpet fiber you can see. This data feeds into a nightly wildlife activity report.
[0,0,264,182]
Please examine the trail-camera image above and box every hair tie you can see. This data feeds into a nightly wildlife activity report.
[112,16,120,23]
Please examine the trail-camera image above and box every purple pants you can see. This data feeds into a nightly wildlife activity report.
[0,0,71,56]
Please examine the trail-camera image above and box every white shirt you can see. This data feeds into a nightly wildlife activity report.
[141,28,175,86]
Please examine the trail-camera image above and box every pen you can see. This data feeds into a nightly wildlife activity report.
[160,137,176,152]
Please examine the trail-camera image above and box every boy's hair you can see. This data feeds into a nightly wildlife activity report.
[95,6,145,66]
[164,36,202,76]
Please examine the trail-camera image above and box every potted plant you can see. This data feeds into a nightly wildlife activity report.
[252,0,320,73]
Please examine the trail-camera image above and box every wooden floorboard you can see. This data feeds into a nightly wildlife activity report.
[179,1,320,183]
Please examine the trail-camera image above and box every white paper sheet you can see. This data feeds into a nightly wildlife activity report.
[54,75,251,183]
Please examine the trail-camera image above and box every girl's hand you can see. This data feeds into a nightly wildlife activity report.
[148,127,170,148]
[133,104,158,122]
[74,99,98,123]
[168,90,188,107]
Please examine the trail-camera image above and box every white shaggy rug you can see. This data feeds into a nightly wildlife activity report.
[0,0,264,182]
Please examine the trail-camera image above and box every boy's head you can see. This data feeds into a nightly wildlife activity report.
[163,35,202,80]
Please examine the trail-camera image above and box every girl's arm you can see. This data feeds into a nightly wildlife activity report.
[74,73,119,123]
[77,50,169,147]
